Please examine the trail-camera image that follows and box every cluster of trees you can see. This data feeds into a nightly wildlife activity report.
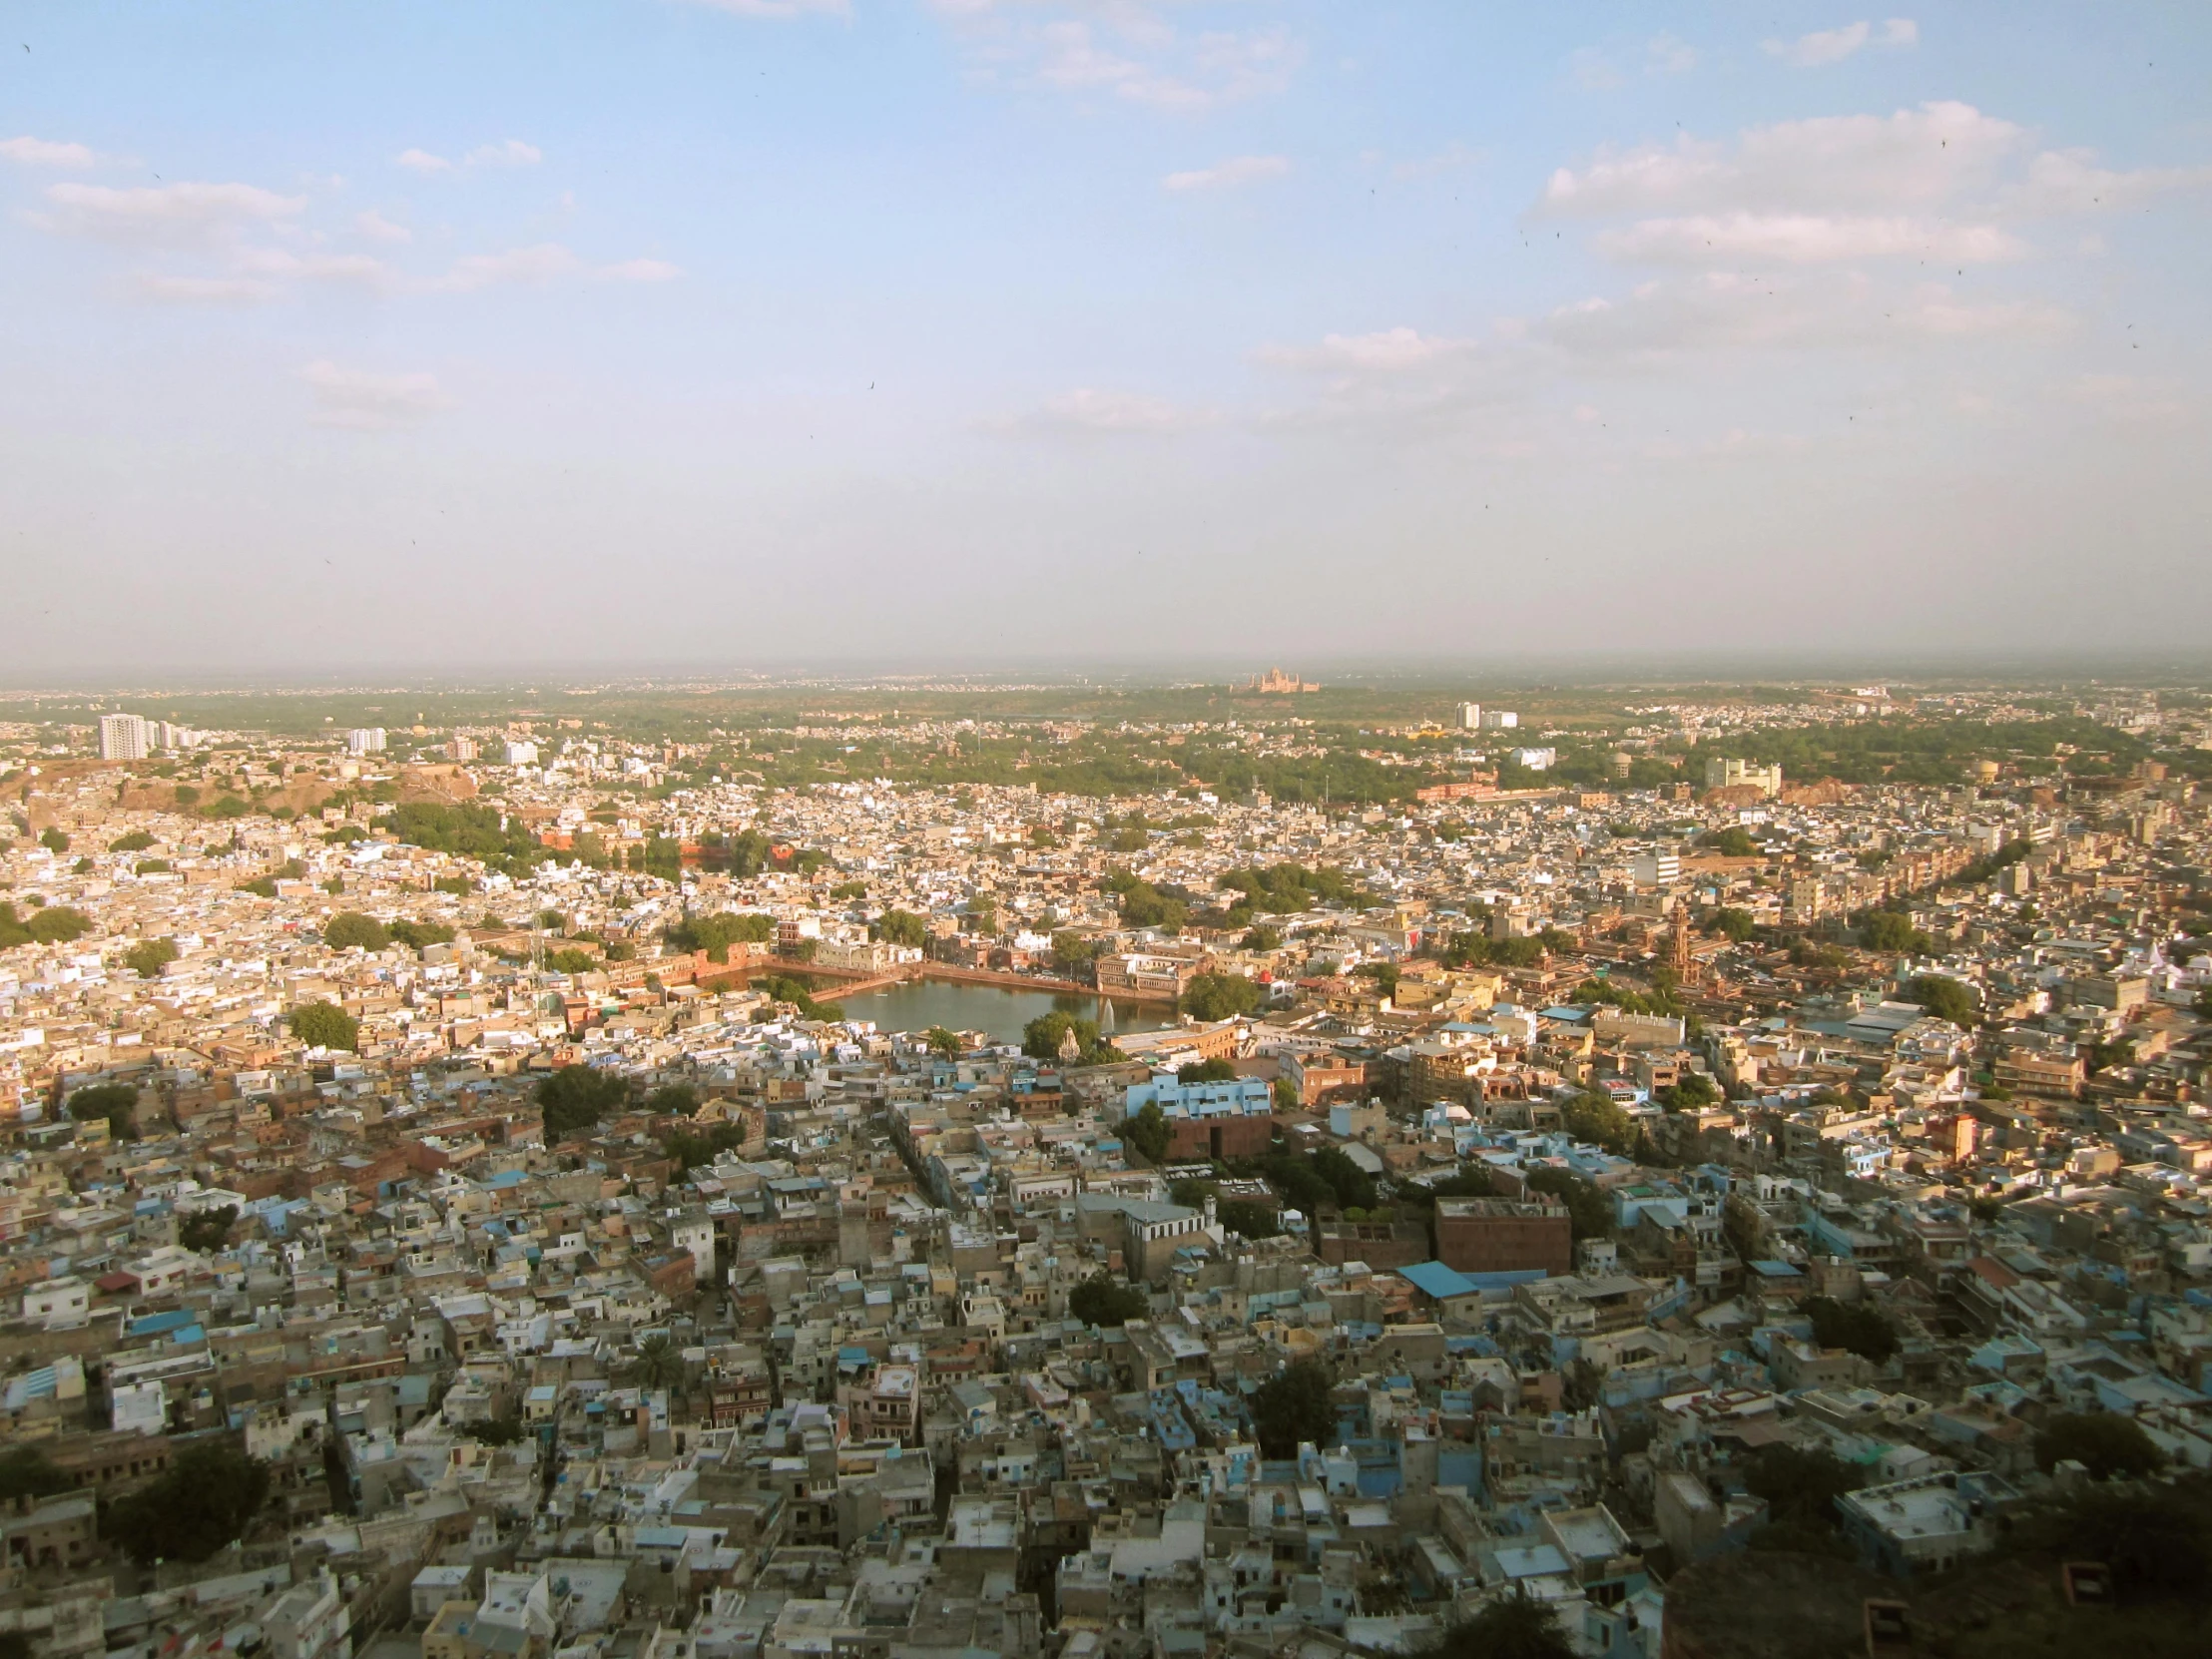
[1021,1010,1113,1066]
[290,1000,359,1052]
[1862,910,1936,954]
[1560,1092,1641,1157]
[1801,1294,1900,1364]
[759,975,839,1020]
[179,1204,238,1253]
[871,909,929,947]
[663,1118,751,1174]
[1104,868,1188,929]
[67,1082,139,1142]
[1250,1358,1335,1458]
[1439,927,1568,969]
[666,909,774,962]
[0,901,91,948]
[1215,862,1364,916]
[374,802,547,876]
[536,1064,635,1138]
[2032,1410,2166,1479]
[1182,971,1263,1020]
[1168,1177,1281,1240]
[323,910,390,951]
[1904,971,1977,1024]
[1743,1442,1865,1557]
[125,936,180,978]
[1525,1167,1612,1241]
[1123,1101,1170,1164]
[689,828,775,876]
[103,1440,272,1565]
[1068,1271,1150,1328]
[1652,1070,1720,1112]
[1569,976,1682,1019]
[1699,826,1761,857]
[1261,1143,1375,1216]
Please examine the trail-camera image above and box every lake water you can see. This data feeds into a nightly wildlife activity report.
[825,979,1175,1045]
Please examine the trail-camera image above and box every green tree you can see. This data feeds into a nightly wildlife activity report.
[1700,827,1757,857]
[872,908,929,948]
[1217,1200,1281,1239]
[1022,1009,1103,1063]
[179,1205,239,1253]
[26,905,91,943]
[644,1083,701,1116]
[1251,1358,1335,1457]
[1525,1168,1611,1240]
[387,918,457,951]
[1655,1070,1720,1111]
[290,1000,359,1052]
[67,1081,139,1141]
[1311,1144,1377,1209]
[1182,971,1262,1021]
[38,827,69,853]
[669,909,774,962]
[1241,924,1283,952]
[628,1334,687,1391]
[101,1440,272,1564]
[1904,972,1976,1024]
[923,1026,962,1057]
[1708,905,1758,943]
[1802,1295,1900,1364]
[1744,1442,1864,1535]
[125,937,180,978]
[1271,1077,1299,1111]
[322,911,389,951]
[0,1446,72,1504]
[110,830,155,852]
[1415,1593,1575,1659]
[1562,1091,1639,1156]
[1068,1271,1149,1328]
[2034,1412,2167,1480]
[1123,1100,1170,1164]
[1862,910,1932,953]
[536,1065,633,1138]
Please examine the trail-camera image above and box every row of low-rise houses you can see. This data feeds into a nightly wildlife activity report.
[2,699,2212,1659]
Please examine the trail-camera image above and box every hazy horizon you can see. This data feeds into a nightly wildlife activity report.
[6,2,2209,674]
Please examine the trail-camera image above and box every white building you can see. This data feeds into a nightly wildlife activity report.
[98,713,151,761]
[1508,747,1557,772]
[1455,703,1481,730]
[1705,757,1783,797]
[20,1276,89,1329]
[1632,848,1682,887]
[503,740,540,766]
[346,728,387,756]
[1480,709,1519,730]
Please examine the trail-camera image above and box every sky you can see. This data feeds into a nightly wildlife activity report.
[3,1,2209,680]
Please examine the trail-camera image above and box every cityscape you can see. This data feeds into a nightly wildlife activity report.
[6,4,2212,1659]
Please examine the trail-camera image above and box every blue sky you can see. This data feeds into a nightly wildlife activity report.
[4,1,2208,676]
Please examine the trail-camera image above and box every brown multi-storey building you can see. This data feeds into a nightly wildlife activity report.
[1434,1197,1572,1277]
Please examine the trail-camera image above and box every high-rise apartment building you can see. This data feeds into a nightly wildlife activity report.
[1455,703,1481,730]
[346,728,387,756]
[1479,709,1518,730]
[504,740,540,766]
[447,737,479,762]
[1704,757,1783,797]
[98,714,151,762]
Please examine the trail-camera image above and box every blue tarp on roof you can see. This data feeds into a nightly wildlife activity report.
[1399,1261,1480,1301]
[128,1309,198,1338]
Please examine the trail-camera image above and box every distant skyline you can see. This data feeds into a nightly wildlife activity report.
[4,2,2209,673]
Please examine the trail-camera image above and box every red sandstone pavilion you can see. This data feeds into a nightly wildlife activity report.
[1241,667,1321,693]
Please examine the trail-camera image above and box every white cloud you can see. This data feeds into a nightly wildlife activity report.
[354,209,412,244]
[234,248,398,288]
[1,136,97,168]
[1762,19,1915,68]
[670,0,849,15]
[1595,213,2022,265]
[464,139,543,168]
[940,6,1302,113]
[1539,102,2025,220]
[1537,272,2067,359]
[303,359,453,430]
[2001,148,2212,215]
[133,274,282,305]
[2065,372,2189,426]
[1567,47,1624,91]
[595,258,684,281]
[395,148,452,173]
[1163,154,1289,192]
[1646,34,1697,75]
[430,243,582,291]
[1001,388,1201,436]
[1256,327,1477,373]
[35,180,307,245]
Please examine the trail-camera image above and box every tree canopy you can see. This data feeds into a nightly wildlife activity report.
[1022,1009,1107,1064]
[1251,1358,1335,1458]
[537,1065,634,1138]
[1525,1168,1611,1240]
[322,910,389,951]
[1904,972,1976,1024]
[1068,1271,1150,1329]
[1182,971,1262,1021]
[102,1440,272,1564]
[1802,1295,1900,1365]
[871,908,929,948]
[67,1082,139,1141]
[2034,1411,2167,1480]
[1123,1100,1170,1164]
[290,1000,359,1052]
[125,937,180,979]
